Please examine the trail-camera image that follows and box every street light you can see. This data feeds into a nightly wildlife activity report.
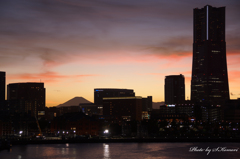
[19,131,23,137]
[104,129,109,134]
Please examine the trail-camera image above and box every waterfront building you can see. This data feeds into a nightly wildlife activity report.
[0,112,12,136]
[222,99,240,122]
[7,82,45,117]
[50,112,100,136]
[103,96,142,121]
[165,74,185,104]
[160,101,195,119]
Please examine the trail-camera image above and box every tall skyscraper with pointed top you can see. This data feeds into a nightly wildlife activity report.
[191,5,229,105]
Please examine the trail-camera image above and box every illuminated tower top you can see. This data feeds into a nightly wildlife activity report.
[193,5,225,43]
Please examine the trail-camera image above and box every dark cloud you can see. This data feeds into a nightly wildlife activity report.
[0,0,240,69]
[142,36,192,57]
[32,47,70,67]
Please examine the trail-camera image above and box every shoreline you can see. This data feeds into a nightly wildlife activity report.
[9,138,240,145]
[1,138,239,151]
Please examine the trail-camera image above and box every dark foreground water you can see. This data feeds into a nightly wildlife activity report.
[0,142,240,159]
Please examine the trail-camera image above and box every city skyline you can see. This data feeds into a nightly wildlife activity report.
[1,0,240,107]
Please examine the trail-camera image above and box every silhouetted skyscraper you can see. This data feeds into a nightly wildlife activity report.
[191,5,229,105]
[165,74,185,104]
[7,82,45,116]
[0,71,6,110]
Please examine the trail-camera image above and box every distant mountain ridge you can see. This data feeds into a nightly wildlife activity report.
[57,97,163,109]
[57,97,92,107]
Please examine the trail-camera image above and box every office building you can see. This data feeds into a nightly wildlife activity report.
[7,82,45,117]
[94,88,135,105]
[165,74,185,104]
[103,96,142,121]
[0,71,5,111]
[79,103,103,116]
[50,112,100,136]
[142,96,152,112]
[222,99,240,122]
[191,5,229,105]
[142,96,152,119]
[159,99,196,121]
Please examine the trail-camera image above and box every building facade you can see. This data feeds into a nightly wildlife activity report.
[50,112,100,136]
[103,97,142,121]
[79,103,103,116]
[0,71,5,111]
[222,99,240,122]
[160,99,196,120]
[191,5,229,105]
[7,82,45,117]
[142,96,152,119]
[165,74,185,104]
[94,88,135,105]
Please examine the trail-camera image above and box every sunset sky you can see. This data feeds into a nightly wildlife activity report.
[1,0,240,107]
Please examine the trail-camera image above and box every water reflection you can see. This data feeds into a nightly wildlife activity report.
[103,143,110,159]
[73,147,76,156]
[0,143,239,159]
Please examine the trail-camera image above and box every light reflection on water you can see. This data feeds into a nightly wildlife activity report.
[0,142,239,159]
[103,143,110,159]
